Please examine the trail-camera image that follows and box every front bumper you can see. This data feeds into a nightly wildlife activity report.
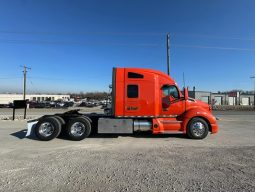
[211,123,218,134]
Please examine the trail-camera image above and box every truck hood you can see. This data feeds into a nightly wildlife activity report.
[188,98,211,112]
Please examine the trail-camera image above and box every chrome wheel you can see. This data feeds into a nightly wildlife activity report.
[191,122,205,137]
[38,122,54,137]
[67,117,91,141]
[70,122,86,137]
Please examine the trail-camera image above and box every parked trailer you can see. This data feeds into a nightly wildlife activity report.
[27,68,218,140]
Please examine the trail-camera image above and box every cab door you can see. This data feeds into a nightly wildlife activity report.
[160,84,185,116]
[158,85,185,131]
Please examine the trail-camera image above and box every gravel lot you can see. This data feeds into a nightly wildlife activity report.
[0,110,254,192]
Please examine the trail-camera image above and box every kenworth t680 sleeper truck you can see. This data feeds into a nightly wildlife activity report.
[27,68,218,140]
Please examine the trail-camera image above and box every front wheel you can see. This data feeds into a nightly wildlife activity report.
[187,117,209,139]
[66,117,91,141]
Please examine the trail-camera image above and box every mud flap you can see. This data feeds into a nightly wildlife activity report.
[26,120,38,137]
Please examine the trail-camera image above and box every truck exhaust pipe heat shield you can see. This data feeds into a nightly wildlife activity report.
[184,87,188,100]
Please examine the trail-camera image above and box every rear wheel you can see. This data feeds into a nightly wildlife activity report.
[35,117,61,141]
[187,117,209,139]
[54,116,66,137]
[54,116,65,125]
[66,117,91,141]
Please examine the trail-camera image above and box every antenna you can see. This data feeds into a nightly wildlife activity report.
[183,72,186,88]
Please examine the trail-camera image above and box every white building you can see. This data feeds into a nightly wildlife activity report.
[0,94,70,105]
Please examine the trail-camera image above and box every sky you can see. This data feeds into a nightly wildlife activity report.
[0,0,255,93]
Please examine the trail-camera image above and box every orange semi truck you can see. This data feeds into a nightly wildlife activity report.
[27,68,218,141]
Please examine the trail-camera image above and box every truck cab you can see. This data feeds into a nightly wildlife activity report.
[28,67,218,141]
[112,68,218,137]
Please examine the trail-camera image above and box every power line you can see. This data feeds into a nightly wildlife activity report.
[1,38,255,52]
[27,76,66,81]
[0,30,164,36]
[26,75,109,81]
[171,33,255,41]
[174,44,255,52]
[0,39,159,47]
[1,30,255,41]
[0,77,22,79]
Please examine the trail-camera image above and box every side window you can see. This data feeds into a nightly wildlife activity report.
[128,72,144,79]
[127,85,138,98]
[162,85,180,99]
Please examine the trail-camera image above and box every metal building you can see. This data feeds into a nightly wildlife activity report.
[189,90,254,106]
[0,94,70,105]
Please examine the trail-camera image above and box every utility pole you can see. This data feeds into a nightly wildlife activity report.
[166,33,170,76]
[250,76,255,108]
[21,65,31,100]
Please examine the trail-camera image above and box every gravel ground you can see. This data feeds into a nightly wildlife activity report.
[0,110,254,192]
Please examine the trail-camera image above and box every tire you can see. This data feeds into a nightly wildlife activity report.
[54,116,65,125]
[54,116,66,137]
[66,117,91,141]
[187,117,209,139]
[35,116,62,141]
